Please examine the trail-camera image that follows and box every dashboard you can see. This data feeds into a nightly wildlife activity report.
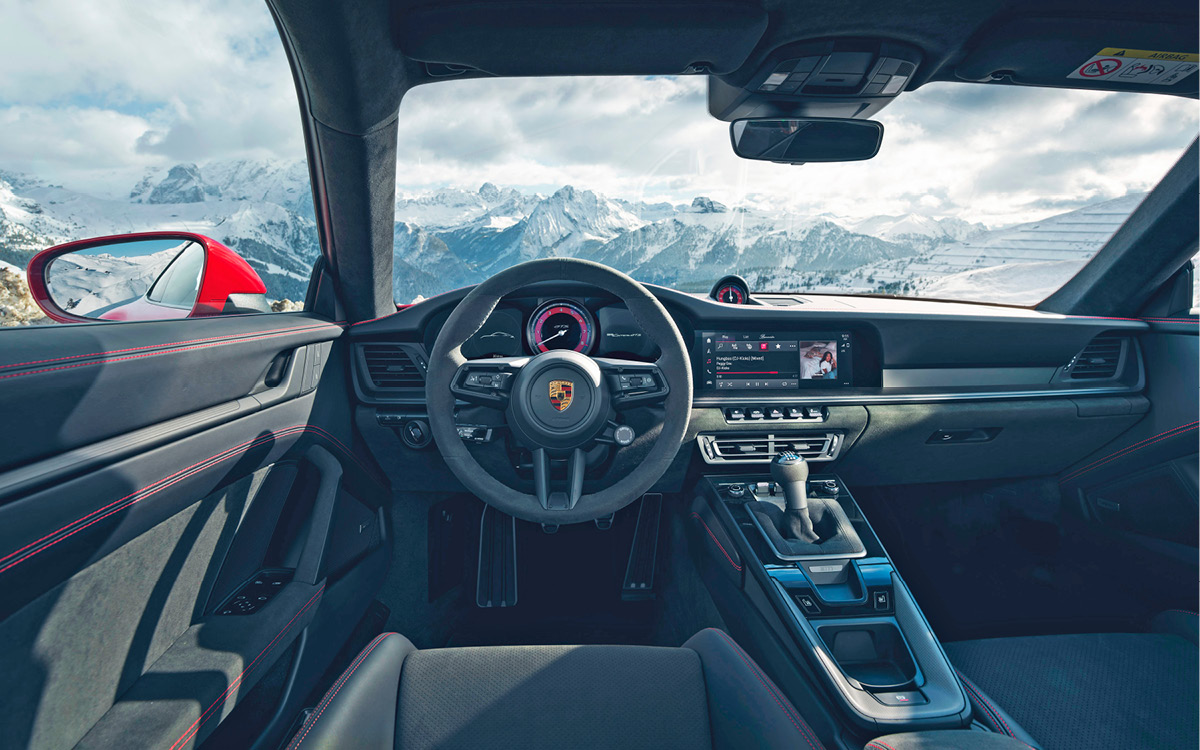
[375,280,1146,408]
[349,280,1152,492]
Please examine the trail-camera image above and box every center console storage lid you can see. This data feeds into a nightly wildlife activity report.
[867,730,1036,749]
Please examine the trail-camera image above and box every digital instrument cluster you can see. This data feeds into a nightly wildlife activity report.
[456,298,657,360]
[698,331,853,390]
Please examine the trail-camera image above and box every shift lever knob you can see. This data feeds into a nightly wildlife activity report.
[770,452,809,512]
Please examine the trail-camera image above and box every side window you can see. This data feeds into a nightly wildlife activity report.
[0,3,318,328]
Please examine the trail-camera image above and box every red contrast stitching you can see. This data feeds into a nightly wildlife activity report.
[690,512,741,571]
[287,633,395,749]
[0,322,338,373]
[1059,422,1199,483]
[0,425,368,576]
[167,584,325,750]
[1164,609,1199,616]
[866,742,898,750]
[0,324,340,383]
[957,670,1015,738]
[708,629,824,750]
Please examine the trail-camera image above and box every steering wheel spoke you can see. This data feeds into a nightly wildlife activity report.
[532,447,586,510]
[450,357,528,407]
[596,358,670,408]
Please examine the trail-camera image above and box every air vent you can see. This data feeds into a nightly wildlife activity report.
[361,344,425,389]
[697,432,843,464]
[1068,335,1126,380]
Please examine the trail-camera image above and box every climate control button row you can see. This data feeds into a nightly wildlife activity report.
[724,405,825,422]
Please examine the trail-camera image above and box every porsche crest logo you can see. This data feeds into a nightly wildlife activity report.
[548,379,573,411]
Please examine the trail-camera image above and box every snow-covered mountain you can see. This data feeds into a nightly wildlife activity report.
[0,158,1147,317]
[1,160,320,303]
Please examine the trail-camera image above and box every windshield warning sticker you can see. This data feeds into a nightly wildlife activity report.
[1068,48,1199,85]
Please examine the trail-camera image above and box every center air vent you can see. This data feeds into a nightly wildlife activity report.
[697,432,843,464]
[1067,335,1127,380]
[360,344,426,389]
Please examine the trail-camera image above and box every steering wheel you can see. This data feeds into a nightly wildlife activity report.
[426,258,692,524]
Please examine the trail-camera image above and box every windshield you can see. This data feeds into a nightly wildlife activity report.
[393,77,1196,306]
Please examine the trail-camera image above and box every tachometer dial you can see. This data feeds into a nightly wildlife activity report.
[711,275,750,305]
[715,283,746,304]
[528,300,595,354]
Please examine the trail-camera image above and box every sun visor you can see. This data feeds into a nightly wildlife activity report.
[394,1,768,76]
[956,17,1198,97]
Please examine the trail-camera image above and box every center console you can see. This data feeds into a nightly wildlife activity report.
[693,461,970,733]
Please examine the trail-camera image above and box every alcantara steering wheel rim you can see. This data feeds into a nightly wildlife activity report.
[425,258,692,524]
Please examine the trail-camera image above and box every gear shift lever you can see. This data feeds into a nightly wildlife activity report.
[770,452,820,543]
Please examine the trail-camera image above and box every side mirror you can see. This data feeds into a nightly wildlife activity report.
[730,117,883,164]
[26,232,271,323]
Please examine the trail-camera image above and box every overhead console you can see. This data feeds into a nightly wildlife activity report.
[709,38,923,121]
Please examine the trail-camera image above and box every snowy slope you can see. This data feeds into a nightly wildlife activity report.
[46,246,182,315]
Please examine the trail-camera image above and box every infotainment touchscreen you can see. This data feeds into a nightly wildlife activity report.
[698,331,853,390]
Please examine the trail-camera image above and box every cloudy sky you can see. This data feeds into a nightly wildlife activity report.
[2,0,1196,226]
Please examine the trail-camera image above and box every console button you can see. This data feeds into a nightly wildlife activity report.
[786,407,804,419]
[872,590,891,611]
[727,407,745,420]
[803,406,823,419]
[794,593,821,615]
[748,408,765,420]
[768,407,784,419]
[874,691,928,706]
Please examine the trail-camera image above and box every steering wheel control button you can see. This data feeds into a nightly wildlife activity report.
[456,425,493,443]
[614,425,636,446]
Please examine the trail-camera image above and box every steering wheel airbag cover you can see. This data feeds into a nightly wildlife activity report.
[426,258,691,523]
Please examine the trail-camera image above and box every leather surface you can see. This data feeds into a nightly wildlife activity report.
[749,497,866,557]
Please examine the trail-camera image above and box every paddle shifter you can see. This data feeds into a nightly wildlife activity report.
[771,452,820,543]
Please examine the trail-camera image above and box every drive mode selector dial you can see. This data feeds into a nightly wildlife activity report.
[528,299,595,354]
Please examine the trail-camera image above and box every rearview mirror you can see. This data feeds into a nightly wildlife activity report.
[730,117,883,163]
[27,232,271,323]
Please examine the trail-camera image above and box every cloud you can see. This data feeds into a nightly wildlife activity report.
[0,0,302,196]
[0,0,1195,225]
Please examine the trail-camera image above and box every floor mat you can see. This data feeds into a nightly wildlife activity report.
[378,491,724,649]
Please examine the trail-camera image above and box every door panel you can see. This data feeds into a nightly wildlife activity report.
[0,315,391,749]
[0,314,343,470]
